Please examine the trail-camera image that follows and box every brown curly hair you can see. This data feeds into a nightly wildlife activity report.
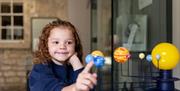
[33,19,83,64]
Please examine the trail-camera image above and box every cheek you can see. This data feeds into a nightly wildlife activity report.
[48,45,55,54]
[48,48,53,55]
[68,45,75,53]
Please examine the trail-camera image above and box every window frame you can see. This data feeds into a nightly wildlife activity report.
[0,0,28,48]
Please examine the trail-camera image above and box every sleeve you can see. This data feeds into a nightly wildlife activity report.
[68,67,84,84]
[28,64,67,91]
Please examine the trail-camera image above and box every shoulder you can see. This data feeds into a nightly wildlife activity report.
[28,62,67,91]
[34,63,51,71]
[29,62,53,77]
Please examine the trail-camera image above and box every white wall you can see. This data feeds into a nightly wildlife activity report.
[68,0,91,60]
[173,0,180,89]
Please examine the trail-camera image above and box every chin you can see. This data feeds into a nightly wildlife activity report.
[56,58,67,62]
[52,56,67,61]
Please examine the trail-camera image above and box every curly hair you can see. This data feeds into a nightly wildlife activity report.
[33,19,83,64]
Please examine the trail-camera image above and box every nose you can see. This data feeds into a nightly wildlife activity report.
[59,43,66,49]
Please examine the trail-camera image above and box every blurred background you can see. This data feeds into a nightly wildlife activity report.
[0,0,180,91]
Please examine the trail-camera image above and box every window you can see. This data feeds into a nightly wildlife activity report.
[0,1,23,41]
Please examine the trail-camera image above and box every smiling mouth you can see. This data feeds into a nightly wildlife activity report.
[55,52,69,54]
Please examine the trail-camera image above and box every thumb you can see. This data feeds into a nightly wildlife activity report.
[82,61,94,73]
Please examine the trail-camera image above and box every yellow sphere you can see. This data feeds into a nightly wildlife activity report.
[152,43,180,70]
[114,47,130,63]
[91,50,104,57]
[139,53,145,59]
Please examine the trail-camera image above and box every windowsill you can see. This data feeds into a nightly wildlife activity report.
[0,40,24,43]
[0,40,30,49]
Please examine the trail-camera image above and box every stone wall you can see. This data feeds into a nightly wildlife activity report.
[0,50,31,91]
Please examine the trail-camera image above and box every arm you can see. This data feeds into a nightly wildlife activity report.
[68,53,84,83]
[68,53,83,71]
[29,62,97,91]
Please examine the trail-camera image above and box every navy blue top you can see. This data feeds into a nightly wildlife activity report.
[28,61,84,91]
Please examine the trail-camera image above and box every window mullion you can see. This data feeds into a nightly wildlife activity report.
[11,16,13,39]
[11,0,13,40]
[0,3,1,40]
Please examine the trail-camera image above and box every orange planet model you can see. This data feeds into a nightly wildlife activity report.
[114,47,130,63]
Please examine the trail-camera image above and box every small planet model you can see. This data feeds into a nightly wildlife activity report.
[91,50,104,57]
[85,50,105,68]
[139,53,145,59]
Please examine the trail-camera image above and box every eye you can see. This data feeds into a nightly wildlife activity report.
[66,40,74,45]
[52,41,59,44]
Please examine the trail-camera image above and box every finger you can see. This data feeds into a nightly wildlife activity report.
[82,79,94,89]
[82,73,97,85]
[92,73,97,78]
[82,61,94,73]
[88,76,97,85]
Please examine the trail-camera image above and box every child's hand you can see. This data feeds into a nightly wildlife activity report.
[75,61,97,91]
[69,53,83,71]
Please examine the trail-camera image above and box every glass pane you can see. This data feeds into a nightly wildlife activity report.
[112,0,172,91]
[13,28,23,39]
[1,3,11,13]
[91,0,112,91]
[2,16,11,26]
[14,16,23,26]
[1,29,11,40]
[13,3,23,13]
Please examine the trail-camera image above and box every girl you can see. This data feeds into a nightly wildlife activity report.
[29,19,97,91]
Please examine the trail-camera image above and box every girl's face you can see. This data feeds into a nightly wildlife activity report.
[48,27,75,65]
